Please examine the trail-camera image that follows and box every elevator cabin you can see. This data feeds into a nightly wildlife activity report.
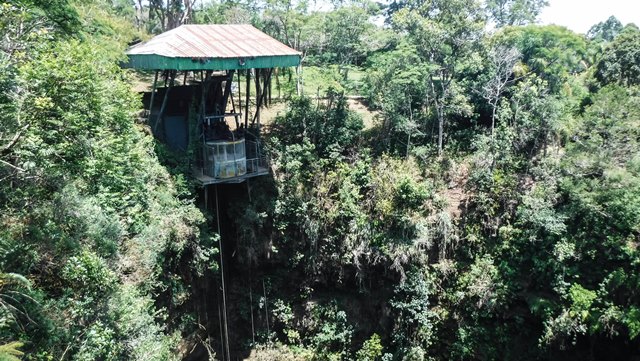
[123,24,302,185]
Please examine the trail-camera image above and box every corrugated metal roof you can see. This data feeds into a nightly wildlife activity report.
[126,24,301,59]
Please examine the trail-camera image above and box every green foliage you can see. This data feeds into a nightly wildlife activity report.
[323,5,376,66]
[625,307,640,340]
[595,25,640,87]
[364,41,431,155]
[0,341,24,361]
[587,16,624,42]
[245,344,312,361]
[3,0,640,360]
[0,1,208,359]
[10,0,80,35]
[272,299,300,344]
[309,302,353,360]
[61,251,117,296]
[485,0,548,27]
[392,0,485,154]
[495,25,587,92]
[356,334,384,361]
[271,91,363,159]
[390,271,435,357]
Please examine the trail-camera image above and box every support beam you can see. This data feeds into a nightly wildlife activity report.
[267,68,272,106]
[252,69,273,129]
[253,68,261,127]
[220,70,235,115]
[237,70,242,118]
[148,70,159,122]
[230,92,240,129]
[154,70,176,138]
[275,68,281,100]
[245,69,251,129]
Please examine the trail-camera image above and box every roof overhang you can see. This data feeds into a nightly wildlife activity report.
[123,53,301,71]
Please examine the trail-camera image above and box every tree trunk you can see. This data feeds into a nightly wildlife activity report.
[296,64,302,96]
[491,102,497,137]
[438,110,444,156]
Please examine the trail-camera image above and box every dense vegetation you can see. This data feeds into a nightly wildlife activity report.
[1,0,639,360]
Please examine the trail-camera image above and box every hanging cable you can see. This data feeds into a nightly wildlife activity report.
[215,185,231,361]
[217,291,225,361]
[249,273,255,345]
[263,279,270,339]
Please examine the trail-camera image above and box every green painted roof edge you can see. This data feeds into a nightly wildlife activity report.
[122,54,301,70]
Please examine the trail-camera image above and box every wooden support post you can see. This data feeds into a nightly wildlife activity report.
[148,70,159,122]
[252,69,273,129]
[154,70,175,138]
[230,95,240,129]
[204,185,208,209]
[237,70,242,118]
[267,68,272,106]
[217,290,225,361]
[276,68,281,100]
[245,69,251,129]
[261,69,273,109]
[201,71,207,171]
[296,63,302,96]
[253,68,261,128]
[221,70,235,115]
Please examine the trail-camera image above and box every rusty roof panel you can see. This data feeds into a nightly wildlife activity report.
[126,24,301,59]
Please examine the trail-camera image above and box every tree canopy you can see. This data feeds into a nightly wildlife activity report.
[1,0,639,360]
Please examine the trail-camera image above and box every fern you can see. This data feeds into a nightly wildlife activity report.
[0,274,30,290]
[0,341,24,361]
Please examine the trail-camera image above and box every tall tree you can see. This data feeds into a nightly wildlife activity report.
[262,0,323,94]
[324,5,375,67]
[595,24,640,87]
[393,0,485,155]
[494,25,587,93]
[481,44,521,136]
[485,0,548,27]
[148,0,196,32]
[587,15,624,42]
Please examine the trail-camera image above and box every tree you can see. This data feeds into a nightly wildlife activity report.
[494,25,587,93]
[262,0,325,94]
[543,84,640,352]
[270,91,363,158]
[392,0,485,155]
[365,41,429,155]
[587,16,624,42]
[148,0,196,32]
[193,1,254,25]
[480,44,521,136]
[595,24,640,87]
[324,4,376,67]
[485,0,548,27]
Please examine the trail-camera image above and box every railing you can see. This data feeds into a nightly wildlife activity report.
[246,156,268,173]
